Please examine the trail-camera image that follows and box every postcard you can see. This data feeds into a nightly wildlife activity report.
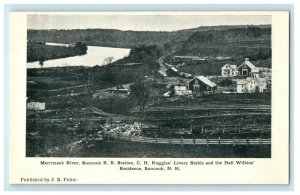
[9,11,289,184]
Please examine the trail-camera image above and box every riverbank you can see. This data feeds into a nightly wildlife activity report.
[27,42,88,63]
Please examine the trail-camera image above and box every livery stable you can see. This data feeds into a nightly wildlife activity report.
[236,58,257,76]
[188,76,217,93]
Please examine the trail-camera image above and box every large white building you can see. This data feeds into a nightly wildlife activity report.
[237,77,268,93]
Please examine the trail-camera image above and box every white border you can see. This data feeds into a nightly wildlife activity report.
[9,11,289,185]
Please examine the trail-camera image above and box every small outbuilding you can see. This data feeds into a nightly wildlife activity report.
[27,102,46,111]
[165,67,179,77]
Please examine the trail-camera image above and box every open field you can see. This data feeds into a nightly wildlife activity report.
[26,88,271,157]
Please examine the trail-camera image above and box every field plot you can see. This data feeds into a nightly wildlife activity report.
[26,91,271,157]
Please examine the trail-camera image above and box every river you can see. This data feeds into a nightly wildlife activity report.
[27,43,131,69]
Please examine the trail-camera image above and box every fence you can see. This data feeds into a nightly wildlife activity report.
[141,124,271,136]
[107,133,271,146]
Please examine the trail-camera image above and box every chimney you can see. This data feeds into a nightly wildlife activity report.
[245,58,249,62]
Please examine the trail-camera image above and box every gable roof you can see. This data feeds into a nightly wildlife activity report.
[238,60,256,70]
[253,77,267,85]
[189,76,217,87]
[237,79,250,85]
[167,67,179,72]
[158,69,167,77]
[222,64,237,69]
[256,67,271,72]
[237,77,267,85]
[251,68,260,73]
[104,83,132,92]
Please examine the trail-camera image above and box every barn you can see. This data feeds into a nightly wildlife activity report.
[237,58,257,76]
[188,76,217,93]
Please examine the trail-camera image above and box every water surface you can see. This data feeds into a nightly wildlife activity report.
[27,44,131,68]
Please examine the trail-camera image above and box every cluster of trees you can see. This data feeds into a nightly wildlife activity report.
[247,48,272,60]
[90,77,153,115]
[111,44,161,71]
[185,27,271,44]
[219,79,235,91]
[126,45,161,65]
[27,29,187,49]
[73,42,88,55]
[129,79,149,112]
[27,25,271,50]
[27,42,88,64]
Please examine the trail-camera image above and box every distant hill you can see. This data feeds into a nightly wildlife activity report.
[27,29,179,49]
[177,26,271,59]
[27,25,271,51]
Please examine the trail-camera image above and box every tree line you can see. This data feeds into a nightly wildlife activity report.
[27,42,88,64]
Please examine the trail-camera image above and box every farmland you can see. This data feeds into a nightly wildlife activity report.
[26,65,271,157]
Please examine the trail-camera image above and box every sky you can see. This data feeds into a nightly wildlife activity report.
[27,14,271,31]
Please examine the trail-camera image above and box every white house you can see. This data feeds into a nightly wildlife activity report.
[163,84,192,97]
[103,84,131,96]
[172,85,192,96]
[237,77,267,93]
[221,64,239,77]
[27,102,46,110]
[250,68,260,78]
[251,67,272,78]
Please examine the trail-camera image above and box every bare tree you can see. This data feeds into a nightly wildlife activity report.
[39,56,44,68]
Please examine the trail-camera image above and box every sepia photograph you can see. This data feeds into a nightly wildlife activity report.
[25,14,272,158]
